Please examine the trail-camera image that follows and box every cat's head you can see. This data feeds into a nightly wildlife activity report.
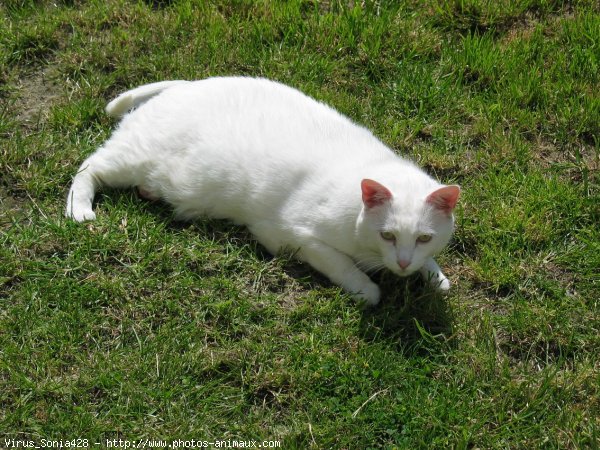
[359,178,460,276]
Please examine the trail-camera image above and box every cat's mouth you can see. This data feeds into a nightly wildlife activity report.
[390,265,417,277]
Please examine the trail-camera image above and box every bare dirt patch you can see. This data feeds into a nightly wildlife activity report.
[533,136,599,183]
[11,65,62,128]
[1,64,63,220]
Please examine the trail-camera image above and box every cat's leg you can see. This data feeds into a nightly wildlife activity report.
[137,186,160,202]
[247,225,380,303]
[65,156,100,221]
[419,257,450,292]
[65,142,143,222]
[298,242,381,305]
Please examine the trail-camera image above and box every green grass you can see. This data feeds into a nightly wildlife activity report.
[1,0,599,448]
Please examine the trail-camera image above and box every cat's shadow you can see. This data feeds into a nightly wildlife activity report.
[97,190,455,352]
[360,272,456,355]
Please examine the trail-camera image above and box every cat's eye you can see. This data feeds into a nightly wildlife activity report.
[416,234,432,243]
[380,231,396,242]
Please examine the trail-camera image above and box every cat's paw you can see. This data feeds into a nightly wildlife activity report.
[353,282,381,306]
[65,207,96,222]
[434,276,450,292]
[427,273,450,293]
[420,261,451,294]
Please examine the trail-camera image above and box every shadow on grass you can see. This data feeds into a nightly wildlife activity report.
[95,189,456,353]
[359,272,456,356]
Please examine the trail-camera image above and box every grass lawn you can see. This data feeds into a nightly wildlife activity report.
[1,0,599,447]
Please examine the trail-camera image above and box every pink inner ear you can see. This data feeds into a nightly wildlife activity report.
[361,179,392,209]
[426,185,460,214]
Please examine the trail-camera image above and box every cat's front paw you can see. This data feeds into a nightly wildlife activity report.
[433,275,450,292]
[419,259,451,294]
[426,272,450,293]
[352,282,381,306]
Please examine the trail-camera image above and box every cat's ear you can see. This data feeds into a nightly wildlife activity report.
[426,185,460,214]
[361,179,393,209]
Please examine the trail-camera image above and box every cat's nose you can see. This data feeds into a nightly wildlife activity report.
[398,259,411,270]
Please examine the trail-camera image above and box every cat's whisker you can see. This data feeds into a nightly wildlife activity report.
[354,256,386,274]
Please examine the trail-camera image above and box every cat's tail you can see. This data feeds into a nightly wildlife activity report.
[105,80,190,118]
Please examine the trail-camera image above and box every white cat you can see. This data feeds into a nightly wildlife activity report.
[65,77,460,305]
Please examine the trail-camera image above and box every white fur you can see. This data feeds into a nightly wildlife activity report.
[66,77,459,305]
